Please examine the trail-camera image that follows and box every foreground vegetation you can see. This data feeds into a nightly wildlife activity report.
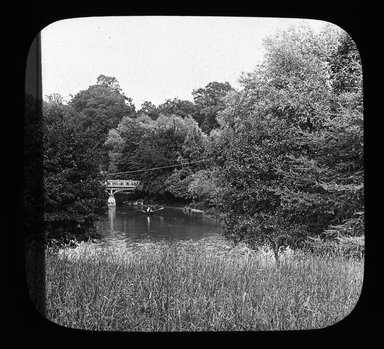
[45,239,363,331]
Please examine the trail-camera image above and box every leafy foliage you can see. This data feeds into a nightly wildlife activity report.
[138,101,160,120]
[68,75,136,170]
[43,99,108,242]
[106,114,206,196]
[138,98,197,121]
[192,81,234,133]
[164,122,207,200]
[157,98,197,119]
[212,25,363,256]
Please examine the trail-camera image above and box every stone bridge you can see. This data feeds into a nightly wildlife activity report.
[104,179,141,207]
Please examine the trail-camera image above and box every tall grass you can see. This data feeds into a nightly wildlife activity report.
[45,238,363,331]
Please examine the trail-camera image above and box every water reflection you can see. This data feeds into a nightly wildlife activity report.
[97,206,219,247]
[108,206,116,231]
[146,215,150,234]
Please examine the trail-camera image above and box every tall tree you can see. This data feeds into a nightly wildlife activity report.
[213,25,363,260]
[192,81,234,134]
[106,114,204,197]
[96,74,123,91]
[68,75,136,170]
[328,32,363,95]
[105,114,155,176]
[43,99,108,243]
[138,101,160,120]
[164,118,207,200]
[157,98,197,119]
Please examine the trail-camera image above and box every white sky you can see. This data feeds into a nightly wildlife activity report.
[41,16,331,108]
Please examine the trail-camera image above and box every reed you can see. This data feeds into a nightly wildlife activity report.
[45,238,364,331]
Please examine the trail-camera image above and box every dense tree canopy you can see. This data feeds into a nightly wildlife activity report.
[138,101,160,120]
[105,113,206,196]
[39,25,363,252]
[158,98,197,119]
[138,98,198,121]
[192,81,234,134]
[42,98,108,242]
[211,25,363,256]
[68,75,136,170]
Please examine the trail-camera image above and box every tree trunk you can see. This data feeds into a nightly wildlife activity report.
[273,246,280,267]
[265,235,281,267]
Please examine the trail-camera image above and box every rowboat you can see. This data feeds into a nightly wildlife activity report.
[135,205,164,215]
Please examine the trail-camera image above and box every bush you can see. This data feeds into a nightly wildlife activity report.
[303,235,364,259]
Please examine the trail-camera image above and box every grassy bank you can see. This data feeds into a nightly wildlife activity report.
[45,238,363,331]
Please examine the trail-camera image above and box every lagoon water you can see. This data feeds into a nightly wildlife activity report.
[62,205,278,268]
[96,205,221,249]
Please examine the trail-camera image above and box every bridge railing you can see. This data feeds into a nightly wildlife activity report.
[105,179,141,187]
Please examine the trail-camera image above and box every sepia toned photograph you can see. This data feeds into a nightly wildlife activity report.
[25,16,364,332]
